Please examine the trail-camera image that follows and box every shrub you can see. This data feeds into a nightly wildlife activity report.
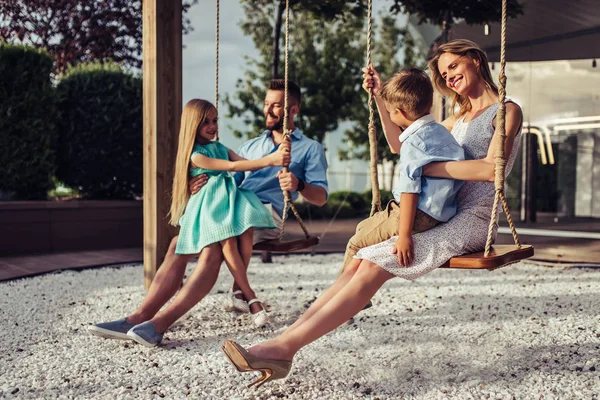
[0,44,56,199]
[55,62,142,199]
[361,188,394,210]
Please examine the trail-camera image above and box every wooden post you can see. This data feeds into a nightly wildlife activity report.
[142,0,182,288]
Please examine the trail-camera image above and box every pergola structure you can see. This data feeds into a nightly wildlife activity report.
[142,1,182,288]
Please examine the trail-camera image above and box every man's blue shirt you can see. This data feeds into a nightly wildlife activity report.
[393,114,465,222]
[234,128,329,215]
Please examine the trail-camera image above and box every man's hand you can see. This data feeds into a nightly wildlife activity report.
[391,233,414,267]
[188,174,208,195]
[277,170,299,192]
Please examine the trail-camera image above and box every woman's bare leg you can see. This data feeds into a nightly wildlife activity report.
[284,258,361,334]
[248,260,394,361]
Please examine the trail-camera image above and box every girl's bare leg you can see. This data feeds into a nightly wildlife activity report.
[221,234,262,313]
[230,229,254,303]
[248,260,393,361]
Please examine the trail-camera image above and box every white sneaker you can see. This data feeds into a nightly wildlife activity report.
[227,289,249,312]
[248,299,270,327]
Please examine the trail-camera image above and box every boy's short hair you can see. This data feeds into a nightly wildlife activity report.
[269,79,301,106]
[380,68,433,120]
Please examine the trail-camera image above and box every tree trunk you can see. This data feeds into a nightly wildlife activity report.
[271,1,285,79]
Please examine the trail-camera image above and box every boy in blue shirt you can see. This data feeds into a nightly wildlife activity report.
[344,68,464,267]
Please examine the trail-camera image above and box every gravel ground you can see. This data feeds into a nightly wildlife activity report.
[1,254,599,400]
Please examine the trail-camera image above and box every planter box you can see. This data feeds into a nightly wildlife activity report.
[0,200,143,256]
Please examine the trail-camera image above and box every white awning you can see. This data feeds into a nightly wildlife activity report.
[449,0,600,62]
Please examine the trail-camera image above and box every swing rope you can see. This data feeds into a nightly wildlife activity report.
[215,0,220,140]
[278,0,310,241]
[366,0,382,216]
[483,0,521,257]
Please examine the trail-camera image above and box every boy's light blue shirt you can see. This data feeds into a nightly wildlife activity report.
[234,128,329,216]
[393,114,465,222]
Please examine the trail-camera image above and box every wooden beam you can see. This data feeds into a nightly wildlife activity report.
[142,0,182,288]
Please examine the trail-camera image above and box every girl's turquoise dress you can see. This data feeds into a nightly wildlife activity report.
[175,141,276,255]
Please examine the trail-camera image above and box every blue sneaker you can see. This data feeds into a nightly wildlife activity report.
[127,322,164,347]
[88,318,135,340]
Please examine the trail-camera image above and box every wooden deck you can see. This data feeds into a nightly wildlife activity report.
[1,214,599,281]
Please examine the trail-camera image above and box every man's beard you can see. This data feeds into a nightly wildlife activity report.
[265,114,284,131]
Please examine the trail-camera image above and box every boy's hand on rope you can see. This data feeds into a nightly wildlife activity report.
[362,64,382,96]
[188,174,208,195]
[391,234,414,267]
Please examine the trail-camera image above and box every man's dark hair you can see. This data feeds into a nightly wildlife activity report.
[269,79,302,106]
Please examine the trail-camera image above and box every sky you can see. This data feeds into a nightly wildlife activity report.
[181,1,600,192]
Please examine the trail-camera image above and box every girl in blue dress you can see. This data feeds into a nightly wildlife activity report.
[170,99,290,326]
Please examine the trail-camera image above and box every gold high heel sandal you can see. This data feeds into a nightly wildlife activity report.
[221,340,292,389]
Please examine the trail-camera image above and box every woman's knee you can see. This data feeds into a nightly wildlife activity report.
[356,260,393,282]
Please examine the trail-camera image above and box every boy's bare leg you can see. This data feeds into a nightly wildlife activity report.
[147,242,225,333]
[127,236,194,324]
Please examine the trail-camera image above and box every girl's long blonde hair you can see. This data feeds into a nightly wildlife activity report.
[169,99,217,226]
[427,39,498,117]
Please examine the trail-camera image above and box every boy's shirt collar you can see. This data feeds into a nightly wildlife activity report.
[399,114,435,143]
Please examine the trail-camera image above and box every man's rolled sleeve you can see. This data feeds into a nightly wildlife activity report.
[304,143,329,199]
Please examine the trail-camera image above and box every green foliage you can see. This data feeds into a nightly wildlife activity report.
[225,0,367,143]
[0,43,56,200]
[293,189,395,219]
[55,62,142,199]
[340,14,427,189]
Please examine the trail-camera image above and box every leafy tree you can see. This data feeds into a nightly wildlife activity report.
[0,0,198,74]
[225,1,367,144]
[263,0,366,78]
[340,14,426,189]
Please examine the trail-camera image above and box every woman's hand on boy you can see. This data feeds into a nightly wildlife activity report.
[188,174,208,195]
[392,233,414,267]
[362,64,382,96]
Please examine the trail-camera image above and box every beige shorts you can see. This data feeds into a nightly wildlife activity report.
[253,203,283,244]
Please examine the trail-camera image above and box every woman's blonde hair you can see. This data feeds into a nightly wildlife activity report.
[427,39,498,117]
[169,99,217,226]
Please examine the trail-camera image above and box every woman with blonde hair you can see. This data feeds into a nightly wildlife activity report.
[222,39,523,388]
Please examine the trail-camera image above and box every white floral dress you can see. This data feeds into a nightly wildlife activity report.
[355,103,521,280]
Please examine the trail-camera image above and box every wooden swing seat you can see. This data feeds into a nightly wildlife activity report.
[441,244,534,270]
[253,236,320,252]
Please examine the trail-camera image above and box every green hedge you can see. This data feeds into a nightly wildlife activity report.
[0,44,56,199]
[293,189,395,219]
[56,62,142,199]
